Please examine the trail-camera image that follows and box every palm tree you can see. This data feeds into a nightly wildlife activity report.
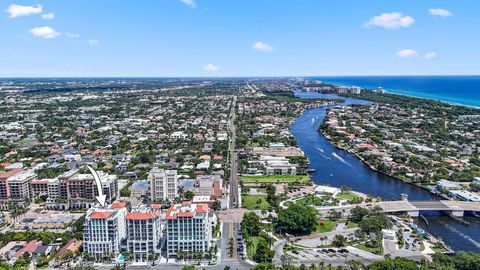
[332,235,347,247]
[148,250,155,265]
[176,250,185,261]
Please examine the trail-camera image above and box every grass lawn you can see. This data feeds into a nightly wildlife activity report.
[345,221,358,229]
[432,246,448,253]
[242,195,271,210]
[246,237,260,259]
[296,196,331,206]
[336,192,362,202]
[316,220,338,233]
[240,175,310,184]
[355,244,383,255]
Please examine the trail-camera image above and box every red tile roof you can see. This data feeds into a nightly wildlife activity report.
[125,212,159,220]
[14,240,42,258]
[111,202,127,209]
[165,207,176,220]
[177,211,194,218]
[89,211,113,219]
[196,203,209,213]
[165,203,209,220]
[57,239,82,258]
[32,180,48,184]
[213,181,222,198]
[355,143,375,149]
[0,168,23,179]
[151,204,162,209]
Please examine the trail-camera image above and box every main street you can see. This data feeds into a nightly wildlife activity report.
[228,95,239,209]
[126,260,251,270]
[224,95,244,262]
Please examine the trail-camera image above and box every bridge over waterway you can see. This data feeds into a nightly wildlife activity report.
[316,200,480,218]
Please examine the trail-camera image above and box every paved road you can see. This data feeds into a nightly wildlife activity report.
[225,96,242,261]
[221,222,230,260]
[125,260,252,270]
[295,228,357,248]
[228,95,239,209]
[272,239,286,265]
[150,261,251,270]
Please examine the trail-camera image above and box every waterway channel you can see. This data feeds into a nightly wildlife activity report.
[290,90,480,252]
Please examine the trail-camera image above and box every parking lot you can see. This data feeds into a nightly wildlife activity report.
[287,247,383,265]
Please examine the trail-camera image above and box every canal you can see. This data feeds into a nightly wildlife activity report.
[290,90,480,252]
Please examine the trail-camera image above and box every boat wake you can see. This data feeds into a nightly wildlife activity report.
[332,152,353,167]
[314,148,330,159]
[442,223,480,249]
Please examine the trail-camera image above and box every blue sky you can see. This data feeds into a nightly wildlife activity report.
[1,0,479,77]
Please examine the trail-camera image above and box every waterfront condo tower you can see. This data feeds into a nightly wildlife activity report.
[165,201,214,258]
[83,207,127,261]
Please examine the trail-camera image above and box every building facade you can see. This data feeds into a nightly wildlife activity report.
[149,168,178,202]
[0,169,36,208]
[83,207,127,261]
[165,202,214,258]
[125,205,164,263]
[49,169,118,209]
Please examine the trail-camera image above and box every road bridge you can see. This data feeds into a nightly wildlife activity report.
[316,200,480,218]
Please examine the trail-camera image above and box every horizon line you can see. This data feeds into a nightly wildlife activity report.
[1,74,480,79]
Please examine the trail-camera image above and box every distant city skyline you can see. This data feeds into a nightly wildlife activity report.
[1,0,478,77]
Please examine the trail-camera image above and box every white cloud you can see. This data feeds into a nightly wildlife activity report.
[88,39,99,46]
[66,32,80,38]
[30,26,60,39]
[425,52,437,60]
[429,8,453,17]
[364,12,415,29]
[180,0,196,8]
[41,12,55,20]
[252,41,274,52]
[203,63,219,72]
[395,49,418,58]
[5,4,43,18]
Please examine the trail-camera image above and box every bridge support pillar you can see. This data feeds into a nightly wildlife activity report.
[447,210,464,217]
[407,211,419,218]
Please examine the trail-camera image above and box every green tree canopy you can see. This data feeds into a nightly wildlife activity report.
[277,203,318,234]
[241,212,262,237]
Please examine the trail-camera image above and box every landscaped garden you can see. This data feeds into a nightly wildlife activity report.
[240,175,310,184]
[242,194,271,210]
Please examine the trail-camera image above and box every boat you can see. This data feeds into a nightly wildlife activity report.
[306,168,316,173]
